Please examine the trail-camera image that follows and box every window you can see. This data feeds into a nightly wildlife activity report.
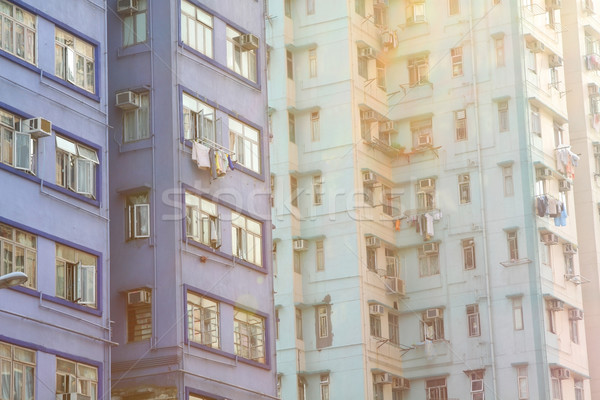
[286,50,293,80]
[554,123,564,147]
[517,366,529,399]
[0,222,36,289]
[229,118,260,173]
[288,112,296,143]
[307,0,315,15]
[355,0,365,16]
[123,0,147,46]
[185,193,220,248]
[412,117,433,148]
[374,5,387,26]
[376,59,386,89]
[298,378,306,400]
[320,374,330,400]
[126,192,150,240]
[467,304,480,337]
[316,239,325,270]
[406,2,426,23]
[382,184,393,216]
[309,48,317,78]
[233,308,265,363]
[55,28,95,93]
[183,93,216,142]
[550,67,559,90]
[422,310,444,341]
[295,307,303,340]
[187,292,219,348]
[385,248,398,277]
[318,306,329,338]
[231,211,262,266]
[449,0,460,15]
[502,165,514,196]
[123,92,149,142]
[425,378,447,400]
[527,49,537,74]
[272,242,277,275]
[56,358,97,400]
[455,109,467,141]
[226,26,257,82]
[294,250,301,273]
[366,247,377,271]
[55,136,99,198]
[551,375,562,400]
[495,37,505,67]
[463,239,475,270]
[564,254,574,276]
[570,315,579,344]
[0,341,35,400]
[373,374,384,400]
[358,52,368,79]
[574,379,583,400]
[419,246,439,277]
[547,302,557,334]
[451,47,463,77]
[1,0,36,64]
[498,101,509,132]
[459,173,471,204]
[507,230,519,261]
[389,313,399,344]
[127,289,151,342]
[370,313,381,337]
[285,0,291,17]
[469,370,485,400]
[408,56,429,86]
[55,243,96,307]
[1,109,36,173]
[313,175,323,205]
[311,111,320,142]
[290,176,299,207]
[181,0,213,57]
[513,297,524,331]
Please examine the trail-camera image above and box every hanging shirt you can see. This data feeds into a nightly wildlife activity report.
[191,142,211,170]
[425,213,434,237]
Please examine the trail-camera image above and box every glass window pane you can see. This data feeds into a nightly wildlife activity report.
[135,13,146,42]
[123,15,134,47]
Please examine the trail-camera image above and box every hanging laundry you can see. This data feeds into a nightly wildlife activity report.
[210,220,218,245]
[215,150,226,176]
[425,213,434,237]
[547,197,560,217]
[191,141,211,170]
[227,154,235,170]
[537,195,548,217]
[209,148,217,179]
[395,219,401,231]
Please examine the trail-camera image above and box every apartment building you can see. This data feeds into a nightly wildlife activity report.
[107,0,276,399]
[0,0,111,399]
[269,0,592,399]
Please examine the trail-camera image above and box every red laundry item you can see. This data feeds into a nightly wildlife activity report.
[395,219,401,231]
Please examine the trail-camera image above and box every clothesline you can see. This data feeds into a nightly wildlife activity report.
[196,137,236,157]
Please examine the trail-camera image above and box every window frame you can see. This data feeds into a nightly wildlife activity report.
[502,165,514,197]
[181,0,213,58]
[311,111,320,142]
[313,175,323,206]
[54,27,96,93]
[126,192,150,240]
[287,49,294,80]
[127,289,152,343]
[0,1,37,64]
[421,311,444,341]
[187,291,220,349]
[309,47,317,78]
[318,305,329,338]
[123,92,150,142]
[498,100,509,132]
[233,308,266,363]
[55,243,97,308]
[418,247,440,277]
[320,374,330,400]
[370,313,382,337]
[462,238,475,270]
[513,297,524,331]
[295,307,303,340]
[495,37,505,67]
[231,211,263,267]
[425,378,448,400]
[517,366,529,399]
[408,56,429,86]
[0,108,36,174]
[0,341,36,400]
[388,313,400,344]
[122,0,147,47]
[55,135,99,199]
[290,176,299,207]
[451,47,463,77]
[507,230,519,261]
[288,111,296,143]
[455,109,467,141]
[226,26,257,83]
[183,92,216,142]
[448,0,460,15]
[56,357,98,400]
[467,304,481,337]
[229,117,261,174]
[185,192,221,249]
[0,222,37,289]
[316,239,325,270]
[459,173,471,204]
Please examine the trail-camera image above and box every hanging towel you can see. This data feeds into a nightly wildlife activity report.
[191,142,211,170]
[215,151,226,176]
[209,148,217,179]
[425,213,434,237]
[227,154,235,170]
[395,219,401,231]
[210,220,218,245]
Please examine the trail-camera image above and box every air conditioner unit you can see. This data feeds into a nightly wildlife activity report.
[546,0,561,9]
[423,242,438,254]
[549,54,563,67]
[536,168,552,180]
[362,110,378,121]
[569,309,584,320]
[60,394,92,400]
[541,232,559,245]
[117,0,138,14]
[379,121,396,133]
[115,90,140,110]
[369,304,385,315]
[417,134,433,146]
[293,239,308,251]
[359,47,377,59]
[362,171,377,184]
[419,178,434,190]
[366,236,381,248]
[527,40,545,53]
[373,0,388,8]
[559,180,571,192]
[426,308,441,319]
[374,372,393,384]
[563,243,577,254]
[20,117,52,138]
[387,278,406,296]
[392,377,410,390]
[551,368,571,380]
[548,299,564,311]
[236,34,260,51]
[128,289,151,305]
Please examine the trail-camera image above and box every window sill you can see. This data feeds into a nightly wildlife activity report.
[0,49,40,74]
[11,286,101,316]
[43,181,101,207]
[183,238,268,275]
[184,338,270,369]
[500,258,532,267]
[41,71,100,103]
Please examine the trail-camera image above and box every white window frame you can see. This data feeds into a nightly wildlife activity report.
[311,111,320,142]
[183,92,216,142]
[231,211,263,266]
[187,291,220,348]
[181,0,213,57]
[406,3,426,24]
[370,313,382,337]
[459,173,471,204]
[513,297,524,331]
[517,366,529,399]
[455,109,467,141]
[366,246,377,271]
[126,192,150,240]
[56,358,97,400]
[425,378,447,400]
[376,59,386,89]
[320,374,330,400]
[0,1,36,64]
[495,37,505,67]
[0,109,35,173]
[123,0,147,47]
[229,117,260,173]
[463,239,475,270]
[309,48,317,78]
[408,56,429,86]
[313,175,323,205]
[55,27,95,93]
[233,308,266,363]
[574,379,583,400]
[421,311,444,341]
[551,375,562,400]
[419,247,440,277]
[451,47,463,77]
[0,341,36,399]
[467,304,481,337]
[226,26,257,82]
[503,165,514,197]
[123,92,150,142]
[498,100,509,132]
[507,230,519,261]
[55,243,96,307]
[358,52,369,79]
[185,192,221,248]
[570,317,579,344]
[0,222,37,289]
[318,305,329,338]
[55,136,99,198]
[316,239,325,270]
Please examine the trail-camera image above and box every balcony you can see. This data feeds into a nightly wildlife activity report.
[585,53,600,71]
[364,136,401,157]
